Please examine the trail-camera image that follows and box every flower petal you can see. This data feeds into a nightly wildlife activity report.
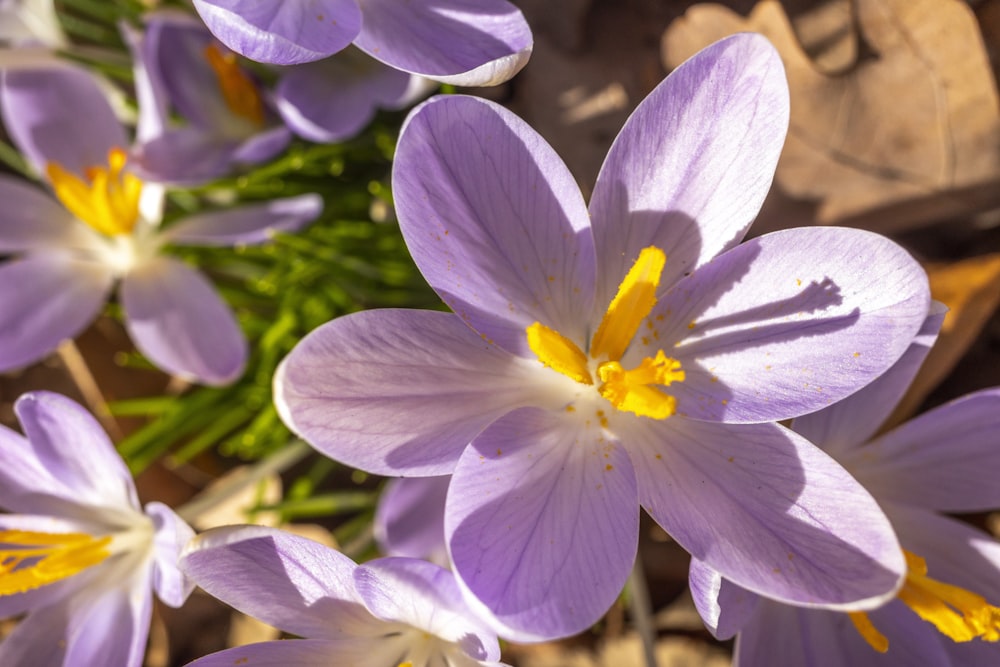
[353,0,531,86]
[688,556,759,640]
[640,227,929,423]
[355,558,501,661]
[64,579,153,667]
[1,65,127,176]
[275,53,412,143]
[163,194,321,246]
[0,595,72,665]
[374,476,450,563]
[0,176,99,252]
[180,525,379,640]
[145,501,196,608]
[192,0,361,65]
[134,128,239,185]
[275,309,539,476]
[628,418,904,610]
[120,256,247,386]
[0,254,113,372]
[446,408,639,641]
[185,639,409,667]
[590,33,789,308]
[855,388,1000,512]
[393,94,594,355]
[793,303,946,457]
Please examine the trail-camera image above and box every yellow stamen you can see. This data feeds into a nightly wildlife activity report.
[46,148,142,236]
[526,322,592,385]
[0,530,112,596]
[596,350,685,419]
[204,44,265,127]
[590,246,666,362]
[848,612,889,653]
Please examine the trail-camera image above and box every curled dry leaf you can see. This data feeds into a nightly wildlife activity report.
[663,0,1000,232]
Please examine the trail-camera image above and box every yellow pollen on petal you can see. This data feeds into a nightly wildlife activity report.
[848,612,889,653]
[46,148,142,236]
[590,246,666,362]
[596,350,685,420]
[526,322,592,385]
[204,44,265,127]
[0,530,112,596]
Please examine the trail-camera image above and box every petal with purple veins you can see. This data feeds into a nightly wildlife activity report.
[163,194,321,246]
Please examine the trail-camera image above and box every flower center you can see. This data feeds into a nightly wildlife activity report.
[204,44,265,127]
[0,529,112,596]
[526,246,685,419]
[46,147,142,236]
[849,550,1000,653]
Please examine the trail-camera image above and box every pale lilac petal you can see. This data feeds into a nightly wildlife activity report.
[627,418,904,609]
[163,194,321,246]
[192,0,361,65]
[0,597,72,665]
[186,639,412,667]
[0,254,114,372]
[145,501,196,608]
[374,476,449,562]
[133,129,238,185]
[640,227,929,423]
[353,0,531,86]
[590,33,788,308]
[393,94,594,355]
[0,177,95,252]
[180,525,380,640]
[121,19,167,143]
[9,391,140,516]
[854,388,1000,512]
[120,256,247,386]
[446,409,639,641]
[793,303,946,457]
[1,65,127,176]
[229,123,292,164]
[735,598,953,667]
[276,53,412,143]
[688,557,759,640]
[275,309,538,476]
[355,558,501,661]
[64,581,153,667]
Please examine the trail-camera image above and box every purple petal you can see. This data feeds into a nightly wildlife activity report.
[229,123,292,165]
[145,501,196,608]
[192,0,361,65]
[276,52,412,143]
[793,303,946,457]
[0,254,114,372]
[6,391,140,516]
[374,476,450,563]
[185,639,407,667]
[0,596,72,665]
[180,525,379,640]
[64,581,153,667]
[355,558,500,661]
[639,227,929,423]
[353,0,531,86]
[627,418,904,609]
[121,19,167,143]
[163,194,321,246]
[275,309,537,476]
[0,176,99,252]
[393,94,594,355]
[446,408,639,641]
[120,256,247,386]
[1,65,127,176]
[688,557,759,640]
[855,388,1000,512]
[133,128,238,185]
[589,33,788,309]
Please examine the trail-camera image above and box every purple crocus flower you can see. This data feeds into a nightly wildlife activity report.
[690,305,1000,666]
[275,34,931,640]
[0,391,195,666]
[181,525,507,666]
[374,475,450,564]
[0,63,322,385]
[191,0,532,86]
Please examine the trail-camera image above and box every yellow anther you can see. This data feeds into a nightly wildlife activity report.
[590,246,666,362]
[47,147,142,236]
[0,530,111,596]
[204,44,265,127]
[596,351,684,420]
[848,612,889,653]
[526,322,592,385]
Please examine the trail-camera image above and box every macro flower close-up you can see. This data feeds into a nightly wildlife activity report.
[276,33,932,641]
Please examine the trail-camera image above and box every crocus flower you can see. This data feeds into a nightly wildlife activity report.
[0,391,195,666]
[690,305,1000,666]
[276,34,931,640]
[374,475,450,564]
[181,524,506,666]
[191,0,532,86]
[0,63,322,384]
